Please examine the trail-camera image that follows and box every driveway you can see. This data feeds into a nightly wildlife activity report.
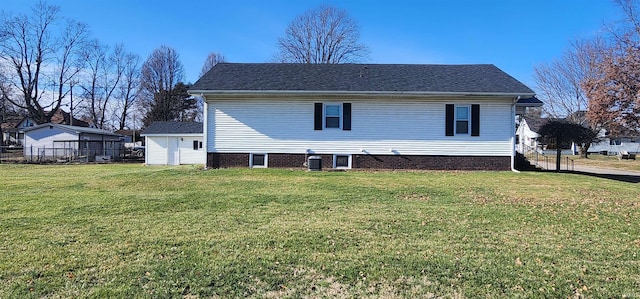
[531,160,640,183]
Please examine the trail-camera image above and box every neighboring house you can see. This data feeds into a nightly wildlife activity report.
[516,116,544,153]
[21,123,122,162]
[2,109,91,146]
[1,115,24,145]
[189,63,542,170]
[516,114,640,155]
[588,134,640,155]
[141,121,204,165]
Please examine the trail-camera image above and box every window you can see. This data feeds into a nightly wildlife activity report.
[21,119,33,128]
[325,104,341,128]
[445,104,480,136]
[314,103,351,131]
[455,106,469,134]
[193,140,203,150]
[250,153,267,168]
[333,154,351,169]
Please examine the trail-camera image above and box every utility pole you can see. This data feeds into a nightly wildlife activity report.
[69,81,74,126]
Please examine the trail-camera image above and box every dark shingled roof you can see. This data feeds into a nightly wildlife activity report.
[516,97,543,106]
[142,122,203,135]
[522,116,546,132]
[190,63,535,94]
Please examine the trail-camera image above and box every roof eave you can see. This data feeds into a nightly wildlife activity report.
[188,89,535,99]
[141,133,203,137]
[20,123,120,136]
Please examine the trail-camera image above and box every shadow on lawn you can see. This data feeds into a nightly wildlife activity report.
[524,169,640,184]
[559,170,640,183]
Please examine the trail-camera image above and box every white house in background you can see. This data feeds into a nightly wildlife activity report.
[189,63,542,170]
[588,134,640,155]
[21,123,122,162]
[516,116,544,153]
[2,109,91,146]
[141,121,204,165]
[516,115,640,155]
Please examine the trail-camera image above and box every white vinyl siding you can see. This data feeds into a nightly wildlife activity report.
[178,136,205,165]
[145,135,205,165]
[206,98,513,156]
[146,136,168,165]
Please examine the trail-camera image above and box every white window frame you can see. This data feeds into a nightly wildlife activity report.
[324,103,342,129]
[333,154,352,169]
[455,105,470,135]
[249,153,268,168]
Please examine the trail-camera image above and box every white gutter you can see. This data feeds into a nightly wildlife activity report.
[140,133,202,137]
[202,100,209,170]
[511,96,521,173]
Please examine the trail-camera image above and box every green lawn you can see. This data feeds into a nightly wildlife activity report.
[1,164,639,298]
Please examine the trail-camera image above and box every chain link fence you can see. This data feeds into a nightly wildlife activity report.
[1,141,130,163]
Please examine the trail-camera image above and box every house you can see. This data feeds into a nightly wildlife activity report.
[1,115,24,145]
[21,123,122,162]
[517,113,640,156]
[141,121,204,165]
[2,109,91,146]
[588,134,640,155]
[516,116,544,154]
[189,63,542,170]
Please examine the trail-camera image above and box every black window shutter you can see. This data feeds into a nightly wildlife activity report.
[343,103,351,131]
[471,104,480,136]
[445,104,454,136]
[314,103,323,130]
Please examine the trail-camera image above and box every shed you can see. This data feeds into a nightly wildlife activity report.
[141,122,204,165]
[21,123,122,162]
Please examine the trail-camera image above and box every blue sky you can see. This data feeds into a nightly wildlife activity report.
[2,0,621,90]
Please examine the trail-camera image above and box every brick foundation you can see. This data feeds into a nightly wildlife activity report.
[352,154,510,170]
[207,153,510,170]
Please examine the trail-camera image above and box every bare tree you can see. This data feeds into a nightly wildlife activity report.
[199,51,226,78]
[275,5,369,64]
[534,39,604,123]
[114,52,141,130]
[139,45,185,126]
[0,2,88,124]
[78,41,129,129]
[140,45,183,96]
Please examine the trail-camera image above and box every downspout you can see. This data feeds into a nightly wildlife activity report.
[511,96,521,173]
[202,96,208,169]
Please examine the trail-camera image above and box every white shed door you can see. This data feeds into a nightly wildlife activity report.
[167,137,179,165]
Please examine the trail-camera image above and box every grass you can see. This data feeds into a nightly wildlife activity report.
[1,164,639,298]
